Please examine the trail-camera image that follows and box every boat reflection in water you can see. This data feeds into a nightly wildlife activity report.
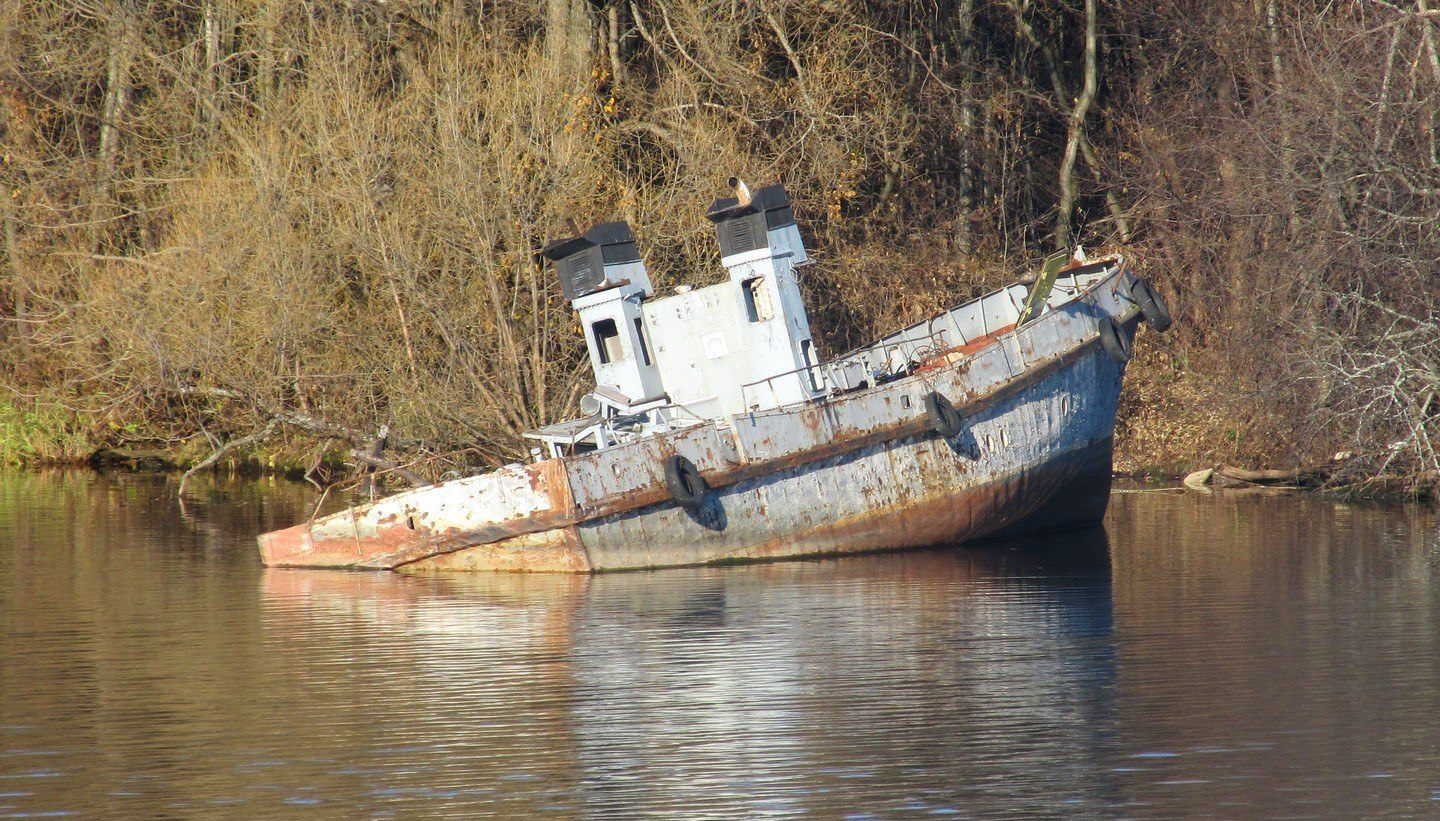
[259,530,1115,816]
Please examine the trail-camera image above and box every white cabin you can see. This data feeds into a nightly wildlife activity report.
[528,184,822,457]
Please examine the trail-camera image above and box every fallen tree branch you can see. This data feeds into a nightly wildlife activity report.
[175,384,428,450]
[348,449,427,488]
[178,420,277,497]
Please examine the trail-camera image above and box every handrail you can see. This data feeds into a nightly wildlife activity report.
[740,325,955,410]
[739,260,1122,412]
[829,283,1017,363]
[586,398,717,449]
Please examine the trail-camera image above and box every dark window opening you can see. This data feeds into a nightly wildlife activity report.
[633,318,652,366]
[592,318,622,364]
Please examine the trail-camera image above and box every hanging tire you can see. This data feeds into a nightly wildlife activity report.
[924,391,965,439]
[1098,315,1134,363]
[664,455,708,510]
[1132,279,1173,332]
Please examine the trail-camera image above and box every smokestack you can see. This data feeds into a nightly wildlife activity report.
[704,182,807,265]
[541,221,652,302]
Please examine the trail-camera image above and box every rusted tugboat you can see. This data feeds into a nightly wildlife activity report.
[258,180,1171,572]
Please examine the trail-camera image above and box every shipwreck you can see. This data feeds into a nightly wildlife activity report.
[258,180,1172,572]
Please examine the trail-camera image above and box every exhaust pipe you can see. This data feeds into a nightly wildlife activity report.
[728,176,752,207]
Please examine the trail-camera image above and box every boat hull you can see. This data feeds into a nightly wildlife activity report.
[405,343,1121,572]
[259,267,1138,573]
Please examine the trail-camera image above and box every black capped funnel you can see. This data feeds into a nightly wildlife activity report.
[541,221,643,301]
[704,183,797,259]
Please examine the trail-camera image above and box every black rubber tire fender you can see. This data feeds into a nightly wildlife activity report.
[1131,278,1173,332]
[1098,315,1134,363]
[663,455,708,510]
[923,391,965,439]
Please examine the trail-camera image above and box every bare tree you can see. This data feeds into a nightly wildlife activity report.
[0,0,1436,489]
[1053,0,1096,251]
[97,1,137,194]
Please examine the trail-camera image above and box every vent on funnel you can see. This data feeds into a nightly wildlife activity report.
[705,183,796,258]
[541,221,642,301]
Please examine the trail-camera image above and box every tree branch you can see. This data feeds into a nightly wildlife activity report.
[178,420,277,497]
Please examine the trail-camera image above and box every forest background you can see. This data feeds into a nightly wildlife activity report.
[2,0,1438,490]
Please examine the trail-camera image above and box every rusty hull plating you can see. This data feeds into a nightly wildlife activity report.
[258,261,1143,573]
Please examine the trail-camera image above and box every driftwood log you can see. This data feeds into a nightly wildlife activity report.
[1206,465,1325,490]
[1184,464,1329,491]
[1326,472,1440,497]
[1182,460,1439,498]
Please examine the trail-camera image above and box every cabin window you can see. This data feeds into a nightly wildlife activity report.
[800,339,821,392]
[742,276,774,322]
[592,318,623,364]
[633,317,652,366]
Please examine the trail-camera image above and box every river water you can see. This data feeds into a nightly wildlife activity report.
[1,472,1438,817]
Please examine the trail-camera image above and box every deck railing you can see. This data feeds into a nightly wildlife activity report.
[739,259,1121,413]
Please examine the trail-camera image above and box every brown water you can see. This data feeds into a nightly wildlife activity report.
[1,473,1439,817]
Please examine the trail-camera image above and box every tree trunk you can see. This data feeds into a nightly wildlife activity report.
[1,192,24,352]
[1011,0,1128,245]
[98,3,136,192]
[1079,133,1131,243]
[1054,0,1097,251]
[607,3,625,87]
[1265,0,1301,240]
[955,0,977,254]
[546,0,595,80]
[202,0,223,118]
[1265,0,1283,90]
[257,0,279,105]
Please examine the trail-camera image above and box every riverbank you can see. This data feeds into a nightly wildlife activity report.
[11,404,1435,507]
[5,330,1435,504]
[0,399,334,483]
